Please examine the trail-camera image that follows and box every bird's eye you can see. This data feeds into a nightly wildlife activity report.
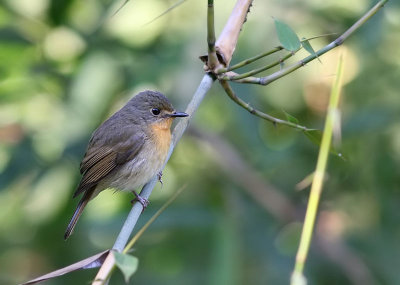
[151,108,161,116]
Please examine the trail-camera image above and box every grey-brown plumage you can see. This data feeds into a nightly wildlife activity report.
[64,90,188,240]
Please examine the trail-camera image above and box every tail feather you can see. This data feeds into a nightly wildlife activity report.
[64,188,94,240]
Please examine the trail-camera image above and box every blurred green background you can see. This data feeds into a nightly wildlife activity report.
[0,0,399,284]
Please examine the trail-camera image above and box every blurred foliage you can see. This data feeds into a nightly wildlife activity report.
[0,0,399,284]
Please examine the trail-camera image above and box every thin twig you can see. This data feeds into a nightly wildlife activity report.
[216,46,283,74]
[219,80,310,131]
[142,0,188,26]
[123,185,187,254]
[236,0,388,86]
[219,52,294,81]
[216,34,336,74]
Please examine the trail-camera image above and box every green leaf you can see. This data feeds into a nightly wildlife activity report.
[274,18,301,52]
[283,110,299,125]
[114,252,139,283]
[303,129,321,145]
[303,130,344,159]
[301,37,321,63]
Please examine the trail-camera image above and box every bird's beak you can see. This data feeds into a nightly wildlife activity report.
[169,111,189,118]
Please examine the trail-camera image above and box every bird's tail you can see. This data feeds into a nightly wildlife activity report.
[64,188,94,240]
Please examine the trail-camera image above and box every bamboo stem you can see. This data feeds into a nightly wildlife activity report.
[291,54,344,285]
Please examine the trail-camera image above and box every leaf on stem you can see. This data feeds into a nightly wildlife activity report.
[301,37,321,63]
[274,18,301,52]
[283,110,299,125]
[303,129,344,159]
[114,252,139,283]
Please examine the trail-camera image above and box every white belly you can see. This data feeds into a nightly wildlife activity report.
[96,142,167,193]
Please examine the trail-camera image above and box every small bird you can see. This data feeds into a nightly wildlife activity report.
[64,90,188,240]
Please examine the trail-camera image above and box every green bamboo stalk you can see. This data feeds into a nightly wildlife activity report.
[291,54,344,285]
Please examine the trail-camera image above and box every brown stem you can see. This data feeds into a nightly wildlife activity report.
[215,0,253,67]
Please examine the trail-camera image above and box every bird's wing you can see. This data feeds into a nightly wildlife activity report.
[73,132,145,198]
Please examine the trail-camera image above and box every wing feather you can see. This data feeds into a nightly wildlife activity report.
[73,132,145,198]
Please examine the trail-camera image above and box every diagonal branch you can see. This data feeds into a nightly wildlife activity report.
[219,80,310,131]
[93,186,187,285]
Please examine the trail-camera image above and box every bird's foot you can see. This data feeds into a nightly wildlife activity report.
[157,171,163,188]
[131,191,149,212]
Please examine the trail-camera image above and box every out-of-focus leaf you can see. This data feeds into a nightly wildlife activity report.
[303,130,344,159]
[301,37,321,63]
[283,110,299,124]
[295,172,315,191]
[114,252,139,283]
[303,129,322,145]
[275,222,302,255]
[274,18,301,52]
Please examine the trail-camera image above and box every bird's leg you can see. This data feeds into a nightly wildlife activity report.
[131,191,149,211]
[157,171,163,188]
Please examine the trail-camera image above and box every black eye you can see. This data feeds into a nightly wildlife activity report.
[151,108,161,116]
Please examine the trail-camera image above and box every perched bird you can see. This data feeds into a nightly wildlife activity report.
[64,90,188,240]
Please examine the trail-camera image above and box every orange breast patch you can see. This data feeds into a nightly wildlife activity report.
[149,119,173,157]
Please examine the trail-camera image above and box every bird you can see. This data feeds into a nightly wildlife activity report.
[64,90,188,240]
